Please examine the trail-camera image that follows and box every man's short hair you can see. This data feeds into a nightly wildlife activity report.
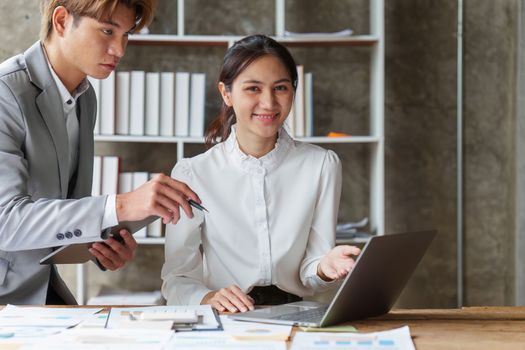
[40,0,157,41]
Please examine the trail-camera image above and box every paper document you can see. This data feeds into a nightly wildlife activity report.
[220,315,292,341]
[19,328,173,350]
[106,305,222,331]
[0,305,102,327]
[283,29,353,37]
[77,313,110,329]
[0,326,65,348]
[168,333,286,350]
[290,326,415,350]
[217,315,292,341]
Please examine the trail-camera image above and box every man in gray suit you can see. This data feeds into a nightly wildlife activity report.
[0,0,200,304]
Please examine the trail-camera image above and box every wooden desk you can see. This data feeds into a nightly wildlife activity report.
[5,306,525,349]
[348,307,525,350]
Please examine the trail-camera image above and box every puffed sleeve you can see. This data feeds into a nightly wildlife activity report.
[300,150,342,291]
[161,159,211,305]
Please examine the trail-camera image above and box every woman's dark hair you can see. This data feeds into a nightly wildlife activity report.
[204,34,298,147]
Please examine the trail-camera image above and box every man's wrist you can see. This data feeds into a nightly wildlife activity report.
[100,227,112,240]
[115,193,123,222]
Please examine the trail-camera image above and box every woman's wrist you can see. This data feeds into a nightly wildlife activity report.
[316,262,334,282]
[200,290,216,304]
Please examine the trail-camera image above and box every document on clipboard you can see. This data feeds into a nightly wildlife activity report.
[39,216,158,265]
[105,305,222,332]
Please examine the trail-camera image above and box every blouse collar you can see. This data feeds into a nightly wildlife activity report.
[224,124,293,172]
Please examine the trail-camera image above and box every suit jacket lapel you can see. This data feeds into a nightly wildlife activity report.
[25,42,70,198]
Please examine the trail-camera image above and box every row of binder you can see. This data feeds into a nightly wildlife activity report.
[287,66,314,137]
[92,156,164,238]
[89,71,206,138]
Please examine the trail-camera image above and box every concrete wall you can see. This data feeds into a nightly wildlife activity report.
[0,0,521,307]
[384,0,458,308]
[463,0,518,306]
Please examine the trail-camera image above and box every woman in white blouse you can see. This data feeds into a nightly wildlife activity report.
[161,34,361,313]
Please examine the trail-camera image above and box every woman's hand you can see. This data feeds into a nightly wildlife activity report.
[317,245,361,282]
[201,285,255,313]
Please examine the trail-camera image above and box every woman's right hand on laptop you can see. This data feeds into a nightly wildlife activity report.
[201,285,255,313]
[317,245,361,282]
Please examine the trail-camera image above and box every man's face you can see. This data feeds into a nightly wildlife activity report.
[60,3,136,79]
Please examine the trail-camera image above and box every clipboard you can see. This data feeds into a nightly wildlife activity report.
[39,216,158,265]
[105,305,223,332]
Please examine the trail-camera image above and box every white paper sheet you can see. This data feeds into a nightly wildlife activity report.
[0,305,103,327]
[283,29,354,37]
[290,326,416,350]
[167,333,286,350]
[219,315,292,341]
[17,328,173,350]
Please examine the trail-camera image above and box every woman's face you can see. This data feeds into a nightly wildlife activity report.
[219,54,294,142]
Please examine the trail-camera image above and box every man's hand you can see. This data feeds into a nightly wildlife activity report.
[88,229,137,271]
[116,173,200,225]
[317,245,361,282]
[201,285,255,313]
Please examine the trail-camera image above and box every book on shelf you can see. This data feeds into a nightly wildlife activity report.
[285,99,295,136]
[101,156,119,195]
[145,72,160,136]
[294,65,305,137]
[87,77,101,135]
[116,71,130,135]
[285,65,314,138]
[129,70,145,136]
[147,173,164,238]
[189,73,206,137]
[304,72,314,137]
[99,71,115,135]
[160,72,175,137]
[175,72,190,137]
[132,172,149,238]
[91,156,102,196]
[118,172,133,194]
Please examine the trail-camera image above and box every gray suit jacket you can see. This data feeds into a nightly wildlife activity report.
[0,41,108,304]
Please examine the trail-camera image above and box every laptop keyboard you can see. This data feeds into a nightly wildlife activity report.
[270,306,329,323]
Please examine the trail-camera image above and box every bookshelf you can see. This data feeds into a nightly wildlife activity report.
[75,0,384,304]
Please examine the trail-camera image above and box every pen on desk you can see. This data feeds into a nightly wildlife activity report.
[188,199,209,213]
[104,308,111,329]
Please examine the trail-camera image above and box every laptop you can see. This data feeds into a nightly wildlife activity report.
[39,216,158,265]
[230,230,436,327]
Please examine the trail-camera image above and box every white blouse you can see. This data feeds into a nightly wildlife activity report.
[161,127,342,305]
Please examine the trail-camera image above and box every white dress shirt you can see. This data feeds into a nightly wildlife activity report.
[45,52,117,230]
[161,126,342,305]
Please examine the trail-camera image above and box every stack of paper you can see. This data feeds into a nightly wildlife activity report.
[0,305,103,349]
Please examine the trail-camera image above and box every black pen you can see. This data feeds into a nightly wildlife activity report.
[188,199,209,213]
